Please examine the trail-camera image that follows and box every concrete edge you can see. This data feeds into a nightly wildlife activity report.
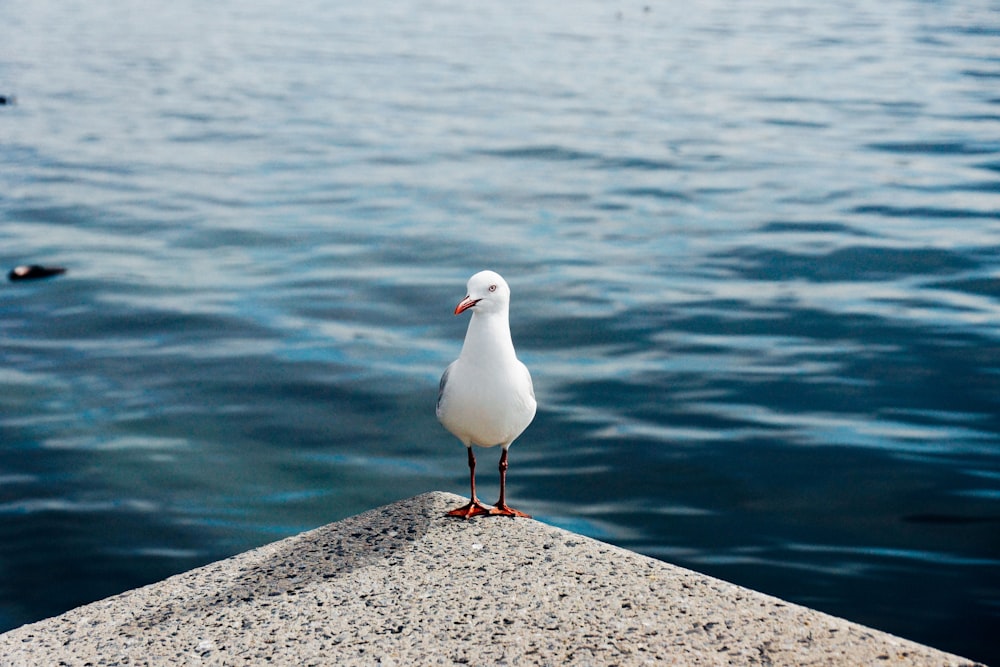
[0,492,986,666]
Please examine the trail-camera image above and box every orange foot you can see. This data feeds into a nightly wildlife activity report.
[491,503,531,518]
[446,499,496,519]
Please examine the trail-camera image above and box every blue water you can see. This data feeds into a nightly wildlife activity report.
[2,0,999,662]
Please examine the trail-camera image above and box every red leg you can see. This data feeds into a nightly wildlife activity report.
[447,447,494,519]
[492,448,530,518]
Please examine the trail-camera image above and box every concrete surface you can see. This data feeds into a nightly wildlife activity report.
[0,492,984,666]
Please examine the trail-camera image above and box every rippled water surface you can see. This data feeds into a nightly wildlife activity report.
[2,0,999,662]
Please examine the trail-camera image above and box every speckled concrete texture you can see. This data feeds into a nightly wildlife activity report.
[0,492,983,666]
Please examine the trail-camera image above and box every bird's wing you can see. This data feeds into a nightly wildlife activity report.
[436,362,453,413]
[519,360,535,403]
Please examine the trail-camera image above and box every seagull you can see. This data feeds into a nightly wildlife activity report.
[437,270,536,519]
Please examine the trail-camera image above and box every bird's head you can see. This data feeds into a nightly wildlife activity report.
[454,270,511,316]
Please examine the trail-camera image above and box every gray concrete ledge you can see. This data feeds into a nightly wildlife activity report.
[0,492,983,666]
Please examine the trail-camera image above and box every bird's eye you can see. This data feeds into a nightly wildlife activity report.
[489,284,497,292]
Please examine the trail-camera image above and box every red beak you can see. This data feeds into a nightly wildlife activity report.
[454,296,480,315]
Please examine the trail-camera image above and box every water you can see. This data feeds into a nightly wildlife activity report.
[2,0,999,662]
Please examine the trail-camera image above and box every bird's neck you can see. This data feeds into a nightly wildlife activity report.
[460,310,517,363]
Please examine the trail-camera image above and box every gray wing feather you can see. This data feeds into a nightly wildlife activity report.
[436,364,452,413]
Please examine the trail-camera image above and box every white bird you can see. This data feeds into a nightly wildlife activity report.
[437,270,536,519]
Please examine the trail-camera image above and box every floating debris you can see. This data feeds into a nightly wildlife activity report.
[8,265,67,282]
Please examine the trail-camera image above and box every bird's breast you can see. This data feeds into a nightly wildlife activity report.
[437,360,536,447]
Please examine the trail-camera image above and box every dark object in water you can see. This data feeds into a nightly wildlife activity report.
[8,265,67,281]
[0,95,15,105]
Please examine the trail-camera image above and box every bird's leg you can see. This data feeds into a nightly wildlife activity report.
[447,447,495,519]
[492,448,531,518]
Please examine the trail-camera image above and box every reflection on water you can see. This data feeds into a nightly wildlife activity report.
[2,0,999,662]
